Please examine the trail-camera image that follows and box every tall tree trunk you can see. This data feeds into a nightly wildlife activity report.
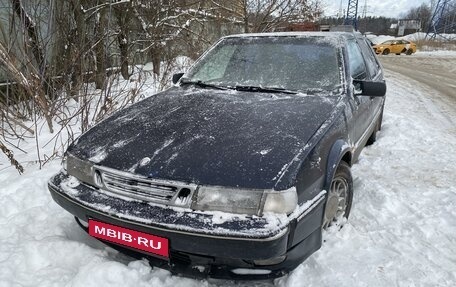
[243,0,249,33]
[115,7,131,80]
[94,8,107,89]
[70,0,85,98]
[118,32,129,80]
[151,49,161,77]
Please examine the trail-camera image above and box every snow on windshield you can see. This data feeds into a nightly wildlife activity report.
[185,36,341,92]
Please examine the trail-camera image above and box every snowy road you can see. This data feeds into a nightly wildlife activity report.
[380,54,456,114]
[382,56,456,97]
[1,54,456,286]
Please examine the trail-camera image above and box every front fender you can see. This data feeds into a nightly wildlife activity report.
[324,139,352,190]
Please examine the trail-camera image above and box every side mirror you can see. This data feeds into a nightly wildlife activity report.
[353,80,386,97]
[172,73,184,84]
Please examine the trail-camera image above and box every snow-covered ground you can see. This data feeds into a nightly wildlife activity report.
[1,54,456,286]
[414,50,456,57]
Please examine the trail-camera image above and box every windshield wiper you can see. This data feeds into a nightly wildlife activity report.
[231,85,298,94]
[180,79,228,90]
[304,85,343,95]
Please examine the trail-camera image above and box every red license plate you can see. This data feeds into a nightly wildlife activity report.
[88,219,169,258]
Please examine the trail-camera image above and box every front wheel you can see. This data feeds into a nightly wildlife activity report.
[406,49,414,55]
[382,49,390,55]
[322,161,353,229]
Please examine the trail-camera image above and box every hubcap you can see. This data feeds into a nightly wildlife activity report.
[323,176,349,229]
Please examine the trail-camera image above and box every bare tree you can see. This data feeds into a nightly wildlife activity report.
[114,5,132,80]
[4,0,312,171]
[210,0,323,33]
[0,138,24,173]
[403,3,433,32]
[10,0,49,86]
[127,0,210,75]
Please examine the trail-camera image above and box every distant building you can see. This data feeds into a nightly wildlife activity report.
[275,22,321,32]
[391,19,422,36]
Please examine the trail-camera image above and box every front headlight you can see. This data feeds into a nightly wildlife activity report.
[262,188,298,214]
[66,153,94,185]
[191,186,264,215]
[191,186,298,216]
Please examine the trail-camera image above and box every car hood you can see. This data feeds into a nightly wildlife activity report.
[68,87,343,190]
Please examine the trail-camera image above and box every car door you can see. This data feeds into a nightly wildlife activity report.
[346,39,371,146]
[357,37,384,123]
[389,41,397,54]
[393,40,405,54]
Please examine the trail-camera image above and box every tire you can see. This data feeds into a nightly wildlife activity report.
[382,49,390,55]
[322,161,353,230]
[406,49,413,55]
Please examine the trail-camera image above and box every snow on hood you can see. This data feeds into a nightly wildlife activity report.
[68,87,343,190]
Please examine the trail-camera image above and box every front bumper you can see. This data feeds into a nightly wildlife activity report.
[49,172,324,279]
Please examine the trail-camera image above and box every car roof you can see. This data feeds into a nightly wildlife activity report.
[223,31,359,40]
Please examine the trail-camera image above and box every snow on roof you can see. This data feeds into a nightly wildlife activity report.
[223,31,356,39]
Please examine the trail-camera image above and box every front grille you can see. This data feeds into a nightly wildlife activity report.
[96,167,196,205]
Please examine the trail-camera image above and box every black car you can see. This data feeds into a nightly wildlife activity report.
[49,31,386,280]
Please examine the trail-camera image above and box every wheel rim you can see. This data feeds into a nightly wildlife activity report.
[323,176,349,229]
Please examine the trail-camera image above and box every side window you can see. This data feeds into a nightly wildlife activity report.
[358,38,381,78]
[346,40,367,79]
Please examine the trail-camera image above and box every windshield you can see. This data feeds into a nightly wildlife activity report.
[184,36,341,93]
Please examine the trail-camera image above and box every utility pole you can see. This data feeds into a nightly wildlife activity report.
[426,0,456,40]
[362,0,367,18]
[344,0,359,31]
[338,0,343,18]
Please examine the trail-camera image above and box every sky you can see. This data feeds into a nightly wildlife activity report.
[323,0,431,19]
